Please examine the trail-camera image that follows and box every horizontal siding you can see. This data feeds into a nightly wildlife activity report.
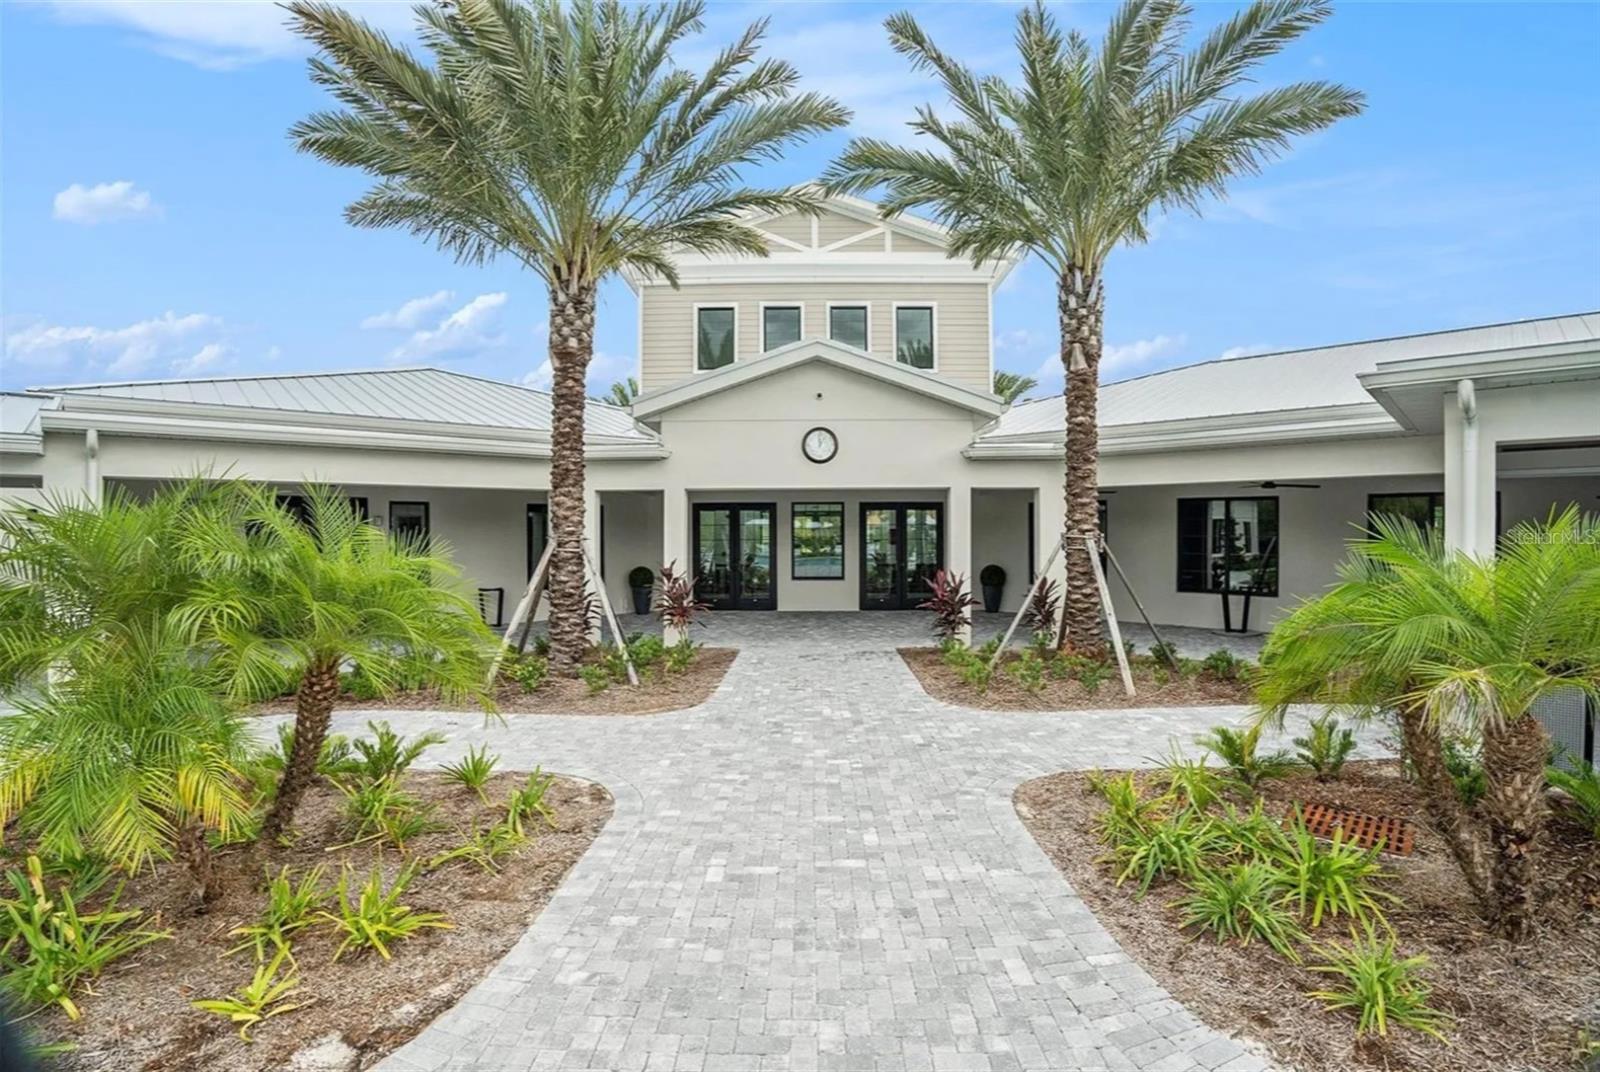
[760,212,812,245]
[817,213,877,246]
[639,282,991,392]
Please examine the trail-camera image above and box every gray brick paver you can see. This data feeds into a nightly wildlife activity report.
[357,614,1375,1071]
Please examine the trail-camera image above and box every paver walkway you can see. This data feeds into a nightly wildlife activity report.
[345,614,1368,1072]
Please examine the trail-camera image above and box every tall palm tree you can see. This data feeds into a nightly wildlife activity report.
[176,485,493,841]
[288,0,848,673]
[605,377,641,407]
[1255,509,1600,941]
[992,370,1037,405]
[824,0,1362,651]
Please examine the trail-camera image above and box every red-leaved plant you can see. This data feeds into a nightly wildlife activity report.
[918,569,974,644]
[654,561,710,633]
[1023,577,1061,638]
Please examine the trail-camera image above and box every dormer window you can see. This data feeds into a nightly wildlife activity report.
[895,305,935,370]
[695,305,736,371]
[828,304,869,350]
[762,305,802,351]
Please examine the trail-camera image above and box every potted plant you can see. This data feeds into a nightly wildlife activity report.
[627,566,655,615]
[979,564,1006,613]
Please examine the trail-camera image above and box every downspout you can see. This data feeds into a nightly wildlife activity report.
[84,427,100,504]
[1456,379,1477,552]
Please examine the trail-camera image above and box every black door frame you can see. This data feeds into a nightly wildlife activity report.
[858,501,945,610]
[526,503,548,578]
[692,502,779,611]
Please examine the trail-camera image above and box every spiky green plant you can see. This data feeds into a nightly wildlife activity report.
[319,864,451,961]
[1308,928,1451,1041]
[227,866,329,961]
[192,947,307,1041]
[1173,861,1304,959]
[1256,508,1600,940]
[1268,813,1395,929]
[824,0,1362,652]
[174,484,493,842]
[1151,744,1230,811]
[427,819,527,875]
[286,0,848,673]
[505,769,559,836]
[1105,809,1225,896]
[1196,722,1299,791]
[440,745,501,803]
[1546,755,1600,840]
[335,777,440,853]
[1294,713,1358,781]
[349,721,447,784]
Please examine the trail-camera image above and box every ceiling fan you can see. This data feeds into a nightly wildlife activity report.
[1239,480,1322,489]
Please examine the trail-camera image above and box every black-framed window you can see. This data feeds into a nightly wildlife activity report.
[390,500,430,546]
[763,306,801,351]
[792,502,845,580]
[894,306,934,369]
[1367,492,1444,537]
[0,474,43,489]
[1177,496,1278,596]
[696,307,735,370]
[829,305,868,350]
[527,503,548,578]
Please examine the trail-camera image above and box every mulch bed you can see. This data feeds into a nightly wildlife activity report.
[1015,761,1600,1072]
[900,647,1253,710]
[254,648,738,717]
[29,771,612,1072]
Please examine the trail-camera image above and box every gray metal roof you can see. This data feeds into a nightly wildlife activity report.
[33,367,649,441]
[983,312,1600,439]
[0,392,54,453]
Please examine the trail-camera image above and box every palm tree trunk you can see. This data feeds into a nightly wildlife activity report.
[261,657,341,842]
[547,277,596,676]
[1398,703,1495,916]
[1056,264,1106,655]
[176,817,223,907]
[1481,712,1549,941]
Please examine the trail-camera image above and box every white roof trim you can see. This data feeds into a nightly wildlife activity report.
[630,336,1005,420]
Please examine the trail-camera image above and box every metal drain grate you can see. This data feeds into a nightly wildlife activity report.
[1286,801,1415,856]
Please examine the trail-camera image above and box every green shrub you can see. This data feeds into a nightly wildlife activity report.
[1106,809,1225,896]
[1206,800,1287,862]
[1441,736,1487,807]
[1077,661,1113,694]
[580,664,611,694]
[262,724,363,783]
[1268,814,1395,929]
[440,745,500,802]
[319,864,451,961]
[1197,723,1299,791]
[627,565,655,589]
[1148,640,1180,667]
[1294,714,1358,781]
[427,819,527,874]
[1152,746,1229,811]
[1007,650,1046,692]
[1546,755,1600,839]
[506,768,558,835]
[341,667,385,702]
[1087,771,1162,845]
[508,655,548,693]
[1174,861,1304,959]
[350,721,446,783]
[1308,929,1451,1041]
[627,633,666,669]
[0,856,170,1020]
[979,564,1006,588]
[192,947,305,1041]
[1199,649,1247,682]
[1175,657,1203,680]
[665,637,698,674]
[227,865,327,960]
[336,777,440,852]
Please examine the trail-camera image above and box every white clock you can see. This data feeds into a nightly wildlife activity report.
[802,426,838,464]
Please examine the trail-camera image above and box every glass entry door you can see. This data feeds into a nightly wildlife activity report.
[859,502,943,609]
[693,503,777,610]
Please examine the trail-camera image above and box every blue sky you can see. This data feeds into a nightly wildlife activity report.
[3,1,1598,398]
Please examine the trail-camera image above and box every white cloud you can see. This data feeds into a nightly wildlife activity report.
[171,342,229,374]
[46,0,415,70]
[1024,332,1187,388]
[361,290,456,331]
[5,311,224,376]
[388,292,508,362]
[1219,343,1273,360]
[520,349,636,396]
[53,181,159,225]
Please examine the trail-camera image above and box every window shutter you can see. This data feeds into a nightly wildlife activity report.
[1177,499,1208,592]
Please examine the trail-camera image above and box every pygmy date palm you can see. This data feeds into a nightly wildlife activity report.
[176,485,493,842]
[1255,509,1600,941]
[824,0,1363,651]
[287,0,848,673]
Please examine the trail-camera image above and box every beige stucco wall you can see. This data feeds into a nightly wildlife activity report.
[638,281,991,393]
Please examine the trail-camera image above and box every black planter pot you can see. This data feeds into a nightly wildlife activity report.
[631,586,652,615]
[982,584,1003,614]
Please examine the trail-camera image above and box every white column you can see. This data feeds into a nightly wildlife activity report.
[1443,382,1498,558]
[583,487,602,644]
[662,486,690,644]
[83,428,101,505]
[1035,480,1067,594]
[947,484,972,645]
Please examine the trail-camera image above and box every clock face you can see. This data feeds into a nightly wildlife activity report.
[802,426,838,463]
